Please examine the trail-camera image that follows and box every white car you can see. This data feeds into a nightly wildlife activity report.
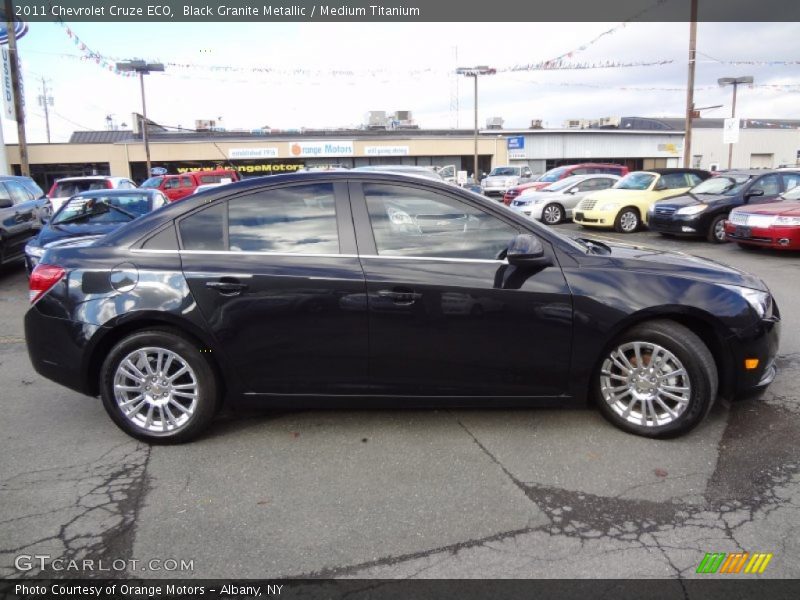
[480,165,534,199]
[509,174,620,224]
[48,176,137,212]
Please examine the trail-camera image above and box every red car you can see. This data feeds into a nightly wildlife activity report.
[725,187,800,250]
[503,163,629,205]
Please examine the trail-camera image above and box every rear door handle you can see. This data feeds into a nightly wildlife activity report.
[377,289,422,305]
[206,280,248,296]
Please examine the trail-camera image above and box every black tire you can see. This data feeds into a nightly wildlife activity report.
[614,207,640,233]
[594,319,718,438]
[100,328,219,443]
[541,203,565,225]
[707,213,728,243]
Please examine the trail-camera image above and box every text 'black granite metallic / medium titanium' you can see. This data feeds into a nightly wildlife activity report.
[24,172,780,442]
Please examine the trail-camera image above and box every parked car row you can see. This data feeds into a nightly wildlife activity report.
[506,167,800,248]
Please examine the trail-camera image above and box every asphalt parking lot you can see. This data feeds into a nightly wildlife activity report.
[0,224,798,580]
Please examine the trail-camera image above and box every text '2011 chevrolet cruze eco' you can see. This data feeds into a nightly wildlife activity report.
[25,172,780,442]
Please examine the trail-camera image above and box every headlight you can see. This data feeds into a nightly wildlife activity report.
[775,215,800,226]
[721,285,773,319]
[675,204,708,215]
[515,199,532,206]
[25,244,44,259]
[598,203,619,212]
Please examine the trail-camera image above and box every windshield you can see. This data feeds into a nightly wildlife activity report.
[615,172,656,190]
[140,176,164,188]
[488,167,520,177]
[53,193,151,225]
[691,174,751,196]
[537,167,569,182]
[51,180,110,198]
[544,175,584,192]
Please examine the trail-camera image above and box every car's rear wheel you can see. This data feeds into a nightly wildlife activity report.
[614,207,640,233]
[707,214,728,243]
[100,329,219,443]
[541,203,564,225]
[594,320,717,438]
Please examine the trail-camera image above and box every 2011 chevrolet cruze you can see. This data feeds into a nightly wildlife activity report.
[25,172,780,443]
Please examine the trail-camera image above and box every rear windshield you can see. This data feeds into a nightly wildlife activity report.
[488,167,521,177]
[198,174,234,184]
[53,193,152,225]
[51,180,110,197]
[691,175,752,196]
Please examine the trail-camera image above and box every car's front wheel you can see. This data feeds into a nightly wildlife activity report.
[707,214,728,243]
[541,203,565,225]
[614,207,640,233]
[100,329,219,443]
[595,320,717,438]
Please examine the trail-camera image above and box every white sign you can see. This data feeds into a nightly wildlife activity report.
[508,150,526,160]
[364,145,410,156]
[289,140,354,158]
[228,147,279,159]
[1,47,15,120]
[457,170,468,185]
[723,118,740,144]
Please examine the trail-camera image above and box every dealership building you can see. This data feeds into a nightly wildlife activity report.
[5,117,799,189]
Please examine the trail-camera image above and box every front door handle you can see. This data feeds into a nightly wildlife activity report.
[206,279,248,296]
[14,212,26,223]
[377,289,422,305]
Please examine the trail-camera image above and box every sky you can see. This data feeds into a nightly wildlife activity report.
[6,20,800,144]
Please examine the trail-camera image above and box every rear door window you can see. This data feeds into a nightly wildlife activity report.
[179,203,226,250]
[750,175,781,196]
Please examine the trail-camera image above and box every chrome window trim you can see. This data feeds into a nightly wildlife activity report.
[129,248,506,264]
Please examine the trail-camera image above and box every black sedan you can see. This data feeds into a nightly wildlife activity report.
[647,170,800,243]
[24,172,780,442]
[24,189,169,273]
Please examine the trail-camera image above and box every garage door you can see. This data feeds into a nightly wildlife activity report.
[750,154,774,168]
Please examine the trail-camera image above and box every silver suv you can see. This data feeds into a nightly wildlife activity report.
[481,165,534,199]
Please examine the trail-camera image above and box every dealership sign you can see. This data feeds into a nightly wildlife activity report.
[723,118,740,144]
[364,145,410,156]
[229,147,279,159]
[0,20,28,45]
[290,140,354,157]
[507,136,525,150]
[1,46,15,120]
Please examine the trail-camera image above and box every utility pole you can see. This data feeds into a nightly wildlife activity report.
[456,66,495,181]
[5,0,29,175]
[37,77,53,143]
[683,0,698,168]
[116,60,164,177]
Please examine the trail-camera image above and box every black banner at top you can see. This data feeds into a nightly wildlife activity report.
[8,0,800,22]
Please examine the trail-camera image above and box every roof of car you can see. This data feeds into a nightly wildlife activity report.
[68,189,156,197]
[643,168,711,175]
[713,169,800,176]
[54,176,123,182]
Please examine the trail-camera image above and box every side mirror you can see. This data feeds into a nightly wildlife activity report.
[507,234,551,268]
[654,183,666,191]
[746,189,765,199]
[0,198,11,209]
[566,188,578,195]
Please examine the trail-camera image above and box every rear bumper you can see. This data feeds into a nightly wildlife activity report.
[724,223,800,250]
[25,307,104,396]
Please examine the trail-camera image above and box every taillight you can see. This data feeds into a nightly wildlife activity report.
[29,264,65,304]
[105,180,114,189]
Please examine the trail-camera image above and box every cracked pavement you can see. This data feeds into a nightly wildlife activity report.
[0,226,798,580]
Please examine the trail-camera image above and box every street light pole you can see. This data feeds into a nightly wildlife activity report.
[116,60,165,177]
[456,66,495,181]
[683,0,698,168]
[718,76,753,170]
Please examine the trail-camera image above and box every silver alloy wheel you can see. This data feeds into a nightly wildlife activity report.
[600,341,691,427]
[543,204,563,224]
[619,210,638,232]
[113,346,198,434]
[714,218,726,241]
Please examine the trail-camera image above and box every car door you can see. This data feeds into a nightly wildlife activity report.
[349,179,573,397]
[177,180,368,394]
[563,178,616,215]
